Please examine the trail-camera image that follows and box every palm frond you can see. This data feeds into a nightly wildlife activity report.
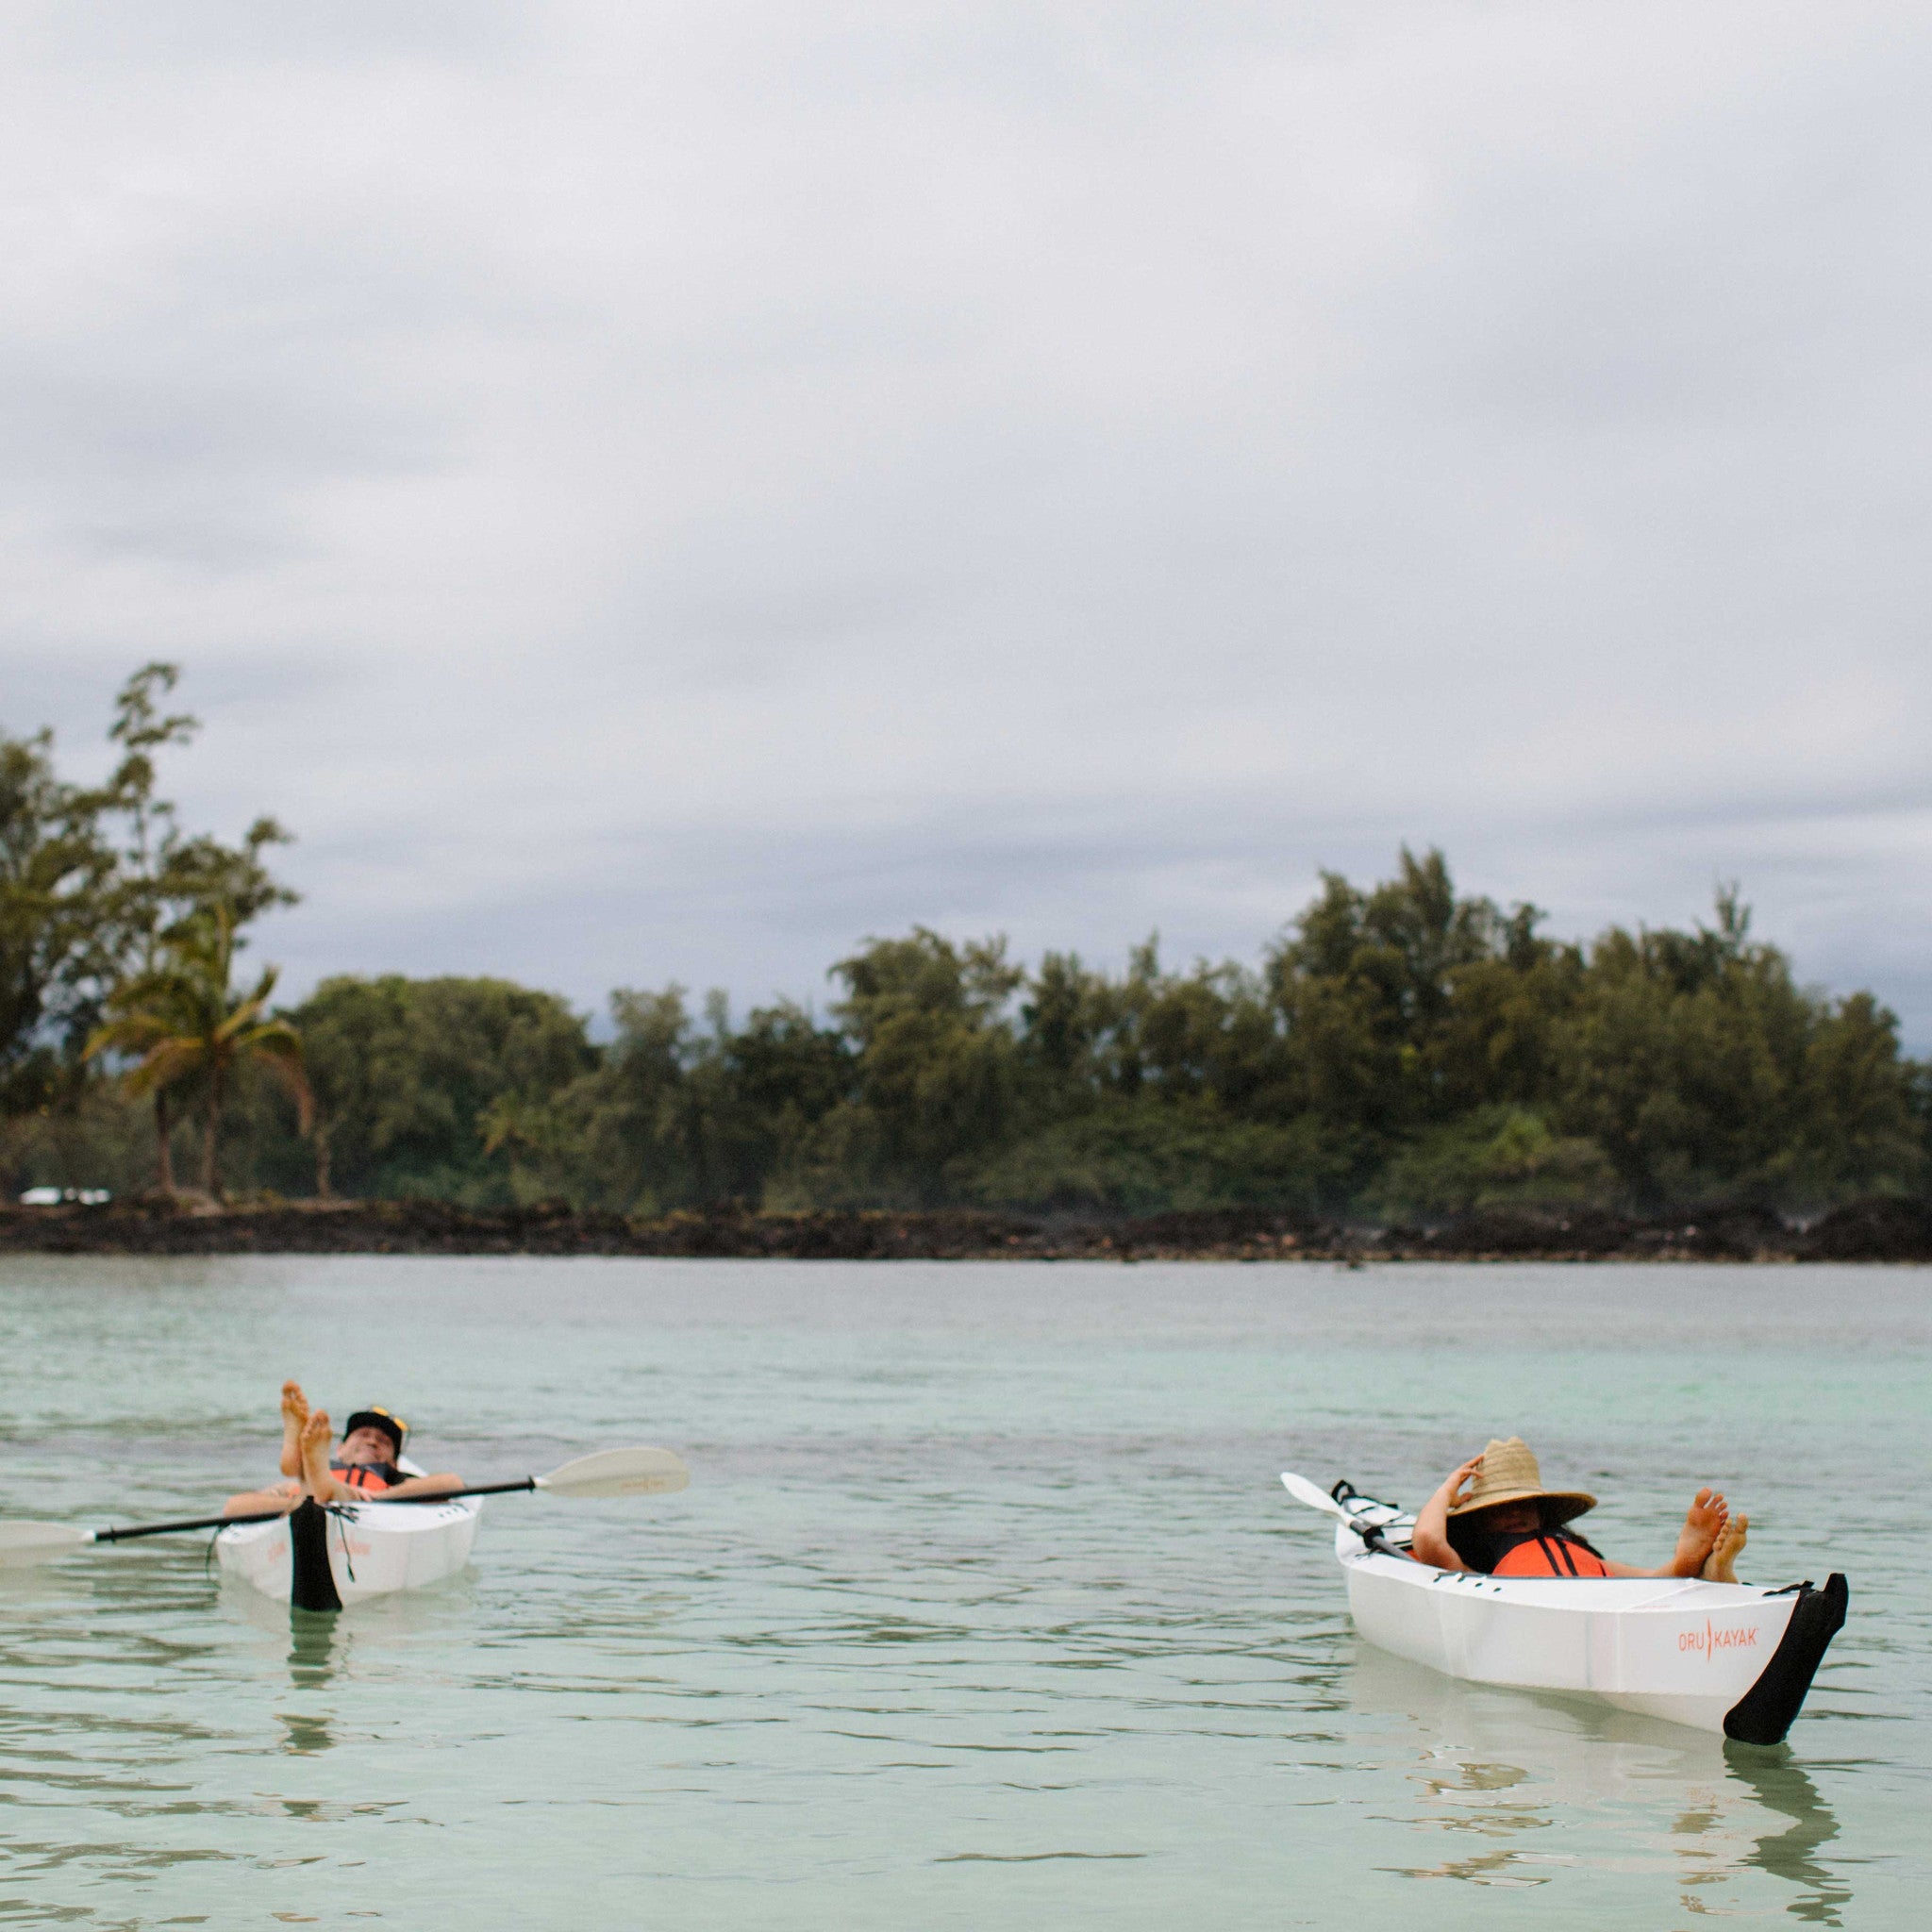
[214,996,270,1045]
[247,1029,314,1132]
[85,1012,176,1061]
[92,892,313,1164]
[121,1036,208,1099]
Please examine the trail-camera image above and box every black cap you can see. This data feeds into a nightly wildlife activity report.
[341,1406,408,1455]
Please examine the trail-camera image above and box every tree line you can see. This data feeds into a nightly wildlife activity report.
[5,670,1926,1218]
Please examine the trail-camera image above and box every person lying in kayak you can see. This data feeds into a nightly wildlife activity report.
[1407,1437,1749,1581]
[223,1382,463,1515]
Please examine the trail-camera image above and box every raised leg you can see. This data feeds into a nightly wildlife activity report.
[278,1381,309,1479]
[299,1408,346,1504]
[1671,1487,1729,1576]
[1702,1511,1748,1584]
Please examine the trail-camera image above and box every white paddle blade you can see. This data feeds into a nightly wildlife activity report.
[0,1522,96,1568]
[1280,1473,1353,1523]
[536,1446,690,1499]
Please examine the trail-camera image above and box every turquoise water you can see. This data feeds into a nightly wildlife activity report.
[0,1257,1925,1928]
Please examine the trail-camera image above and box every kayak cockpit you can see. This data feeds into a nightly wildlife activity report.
[215,1457,481,1610]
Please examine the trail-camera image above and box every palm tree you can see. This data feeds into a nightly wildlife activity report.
[86,903,311,1197]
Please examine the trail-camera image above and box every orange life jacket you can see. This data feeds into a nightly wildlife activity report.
[330,1459,400,1493]
[1492,1531,1612,1578]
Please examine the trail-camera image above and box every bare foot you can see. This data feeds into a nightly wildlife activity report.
[299,1407,341,1502]
[1673,1487,1729,1575]
[1702,1511,1748,1584]
[278,1381,309,1478]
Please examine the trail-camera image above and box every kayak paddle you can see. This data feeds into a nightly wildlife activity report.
[388,1445,691,1504]
[1280,1470,1399,1553]
[0,1507,297,1566]
[1281,1471,1359,1522]
[0,1445,691,1568]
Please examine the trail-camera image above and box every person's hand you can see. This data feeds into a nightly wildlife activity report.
[1442,1455,1484,1507]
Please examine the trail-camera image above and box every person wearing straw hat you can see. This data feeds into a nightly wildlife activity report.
[1408,1438,1747,1581]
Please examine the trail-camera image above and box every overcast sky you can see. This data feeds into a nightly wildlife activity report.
[4,2,1930,1038]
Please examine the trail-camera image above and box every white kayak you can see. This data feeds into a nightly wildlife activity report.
[1291,1476,1846,1745]
[216,1461,479,1610]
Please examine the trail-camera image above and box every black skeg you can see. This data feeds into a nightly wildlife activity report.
[287,1498,343,1613]
[1723,1574,1849,1746]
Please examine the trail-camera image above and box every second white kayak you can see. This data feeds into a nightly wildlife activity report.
[1298,1477,1846,1743]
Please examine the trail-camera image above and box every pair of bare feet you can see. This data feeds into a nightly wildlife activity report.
[278,1380,351,1505]
[221,1384,455,1518]
[1679,1485,1749,1583]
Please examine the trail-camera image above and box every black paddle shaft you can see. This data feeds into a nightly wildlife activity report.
[384,1477,537,1504]
[91,1477,540,1541]
[95,1507,291,1543]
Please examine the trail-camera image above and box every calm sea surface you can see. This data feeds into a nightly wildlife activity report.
[0,1257,1926,1929]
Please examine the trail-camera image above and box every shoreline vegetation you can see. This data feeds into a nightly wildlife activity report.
[5,1193,1932,1262]
[8,666,1932,1237]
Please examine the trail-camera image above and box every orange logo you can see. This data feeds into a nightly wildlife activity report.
[1678,1618,1760,1658]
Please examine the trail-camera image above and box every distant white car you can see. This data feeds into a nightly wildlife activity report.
[17,1186,111,1206]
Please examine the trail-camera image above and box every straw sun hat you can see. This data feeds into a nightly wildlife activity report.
[1447,1437,1596,1526]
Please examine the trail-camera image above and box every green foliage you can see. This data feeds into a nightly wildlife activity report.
[0,1075,171,1199]
[0,726,110,1112]
[1366,1107,1618,1221]
[412,857,1914,1219]
[0,666,295,1193]
[1547,891,1920,1206]
[824,931,1022,1203]
[259,976,599,1206]
[2,679,1924,1224]
[505,985,854,1213]
[85,902,310,1196]
[970,1096,1345,1215]
[97,851,1932,1215]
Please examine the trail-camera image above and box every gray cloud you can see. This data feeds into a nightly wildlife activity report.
[4,1,1931,1037]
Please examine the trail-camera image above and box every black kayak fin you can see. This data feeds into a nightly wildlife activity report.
[288,1498,343,1614]
[1724,1574,1848,1746]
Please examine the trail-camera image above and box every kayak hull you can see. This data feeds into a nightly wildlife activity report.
[216,1493,480,1607]
[1320,1491,1846,1743]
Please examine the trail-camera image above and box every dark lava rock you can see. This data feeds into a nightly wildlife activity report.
[1667,1204,1791,1260]
[1391,1202,1797,1261]
[1796,1195,1932,1262]
[1410,1207,1642,1258]
[0,1194,1922,1261]
[1070,1208,1341,1259]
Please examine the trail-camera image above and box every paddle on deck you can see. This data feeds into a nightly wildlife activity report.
[1280,1472,1358,1523]
[1280,1471,1400,1553]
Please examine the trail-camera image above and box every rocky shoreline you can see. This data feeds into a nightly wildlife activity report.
[3,1193,1931,1262]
